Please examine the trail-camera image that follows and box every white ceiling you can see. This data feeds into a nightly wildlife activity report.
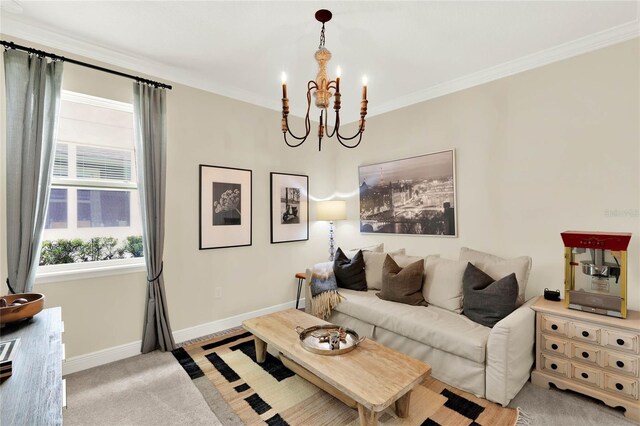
[1,1,638,123]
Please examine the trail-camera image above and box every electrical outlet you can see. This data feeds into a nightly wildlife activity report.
[214,287,222,299]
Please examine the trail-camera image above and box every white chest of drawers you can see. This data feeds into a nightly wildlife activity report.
[531,298,640,422]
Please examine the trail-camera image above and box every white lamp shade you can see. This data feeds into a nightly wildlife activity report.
[316,200,347,221]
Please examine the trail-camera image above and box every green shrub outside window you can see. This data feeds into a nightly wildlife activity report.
[39,236,143,266]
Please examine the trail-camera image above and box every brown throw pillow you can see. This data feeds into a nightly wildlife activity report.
[376,255,427,306]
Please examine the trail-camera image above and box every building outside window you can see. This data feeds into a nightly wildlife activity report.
[38,91,144,276]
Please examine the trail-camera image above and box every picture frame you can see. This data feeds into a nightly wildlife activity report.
[270,172,309,244]
[358,149,457,237]
[199,164,252,249]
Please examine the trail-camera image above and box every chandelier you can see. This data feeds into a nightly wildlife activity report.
[281,9,368,151]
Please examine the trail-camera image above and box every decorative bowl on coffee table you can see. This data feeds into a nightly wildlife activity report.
[295,324,365,355]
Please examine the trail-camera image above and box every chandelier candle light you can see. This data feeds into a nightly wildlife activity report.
[281,9,368,151]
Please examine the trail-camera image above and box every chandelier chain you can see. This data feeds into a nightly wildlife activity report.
[319,23,326,49]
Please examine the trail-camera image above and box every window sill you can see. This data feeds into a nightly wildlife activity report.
[36,259,146,284]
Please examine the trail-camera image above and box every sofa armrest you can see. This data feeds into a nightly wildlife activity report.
[485,296,537,406]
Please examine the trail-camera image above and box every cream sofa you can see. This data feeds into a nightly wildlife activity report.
[304,249,536,407]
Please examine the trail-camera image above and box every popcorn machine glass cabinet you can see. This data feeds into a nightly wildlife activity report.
[561,231,631,319]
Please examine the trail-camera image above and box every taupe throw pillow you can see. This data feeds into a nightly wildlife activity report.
[333,248,367,291]
[462,262,518,327]
[376,255,427,306]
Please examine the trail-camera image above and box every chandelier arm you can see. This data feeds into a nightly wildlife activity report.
[324,107,340,138]
[283,115,309,141]
[336,130,364,149]
[318,109,324,151]
[284,132,307,147]
[282,81,317,143]
[305,82,314,134]
[336,122,364,141]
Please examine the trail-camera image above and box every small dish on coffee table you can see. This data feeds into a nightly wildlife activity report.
[295,324,365,355]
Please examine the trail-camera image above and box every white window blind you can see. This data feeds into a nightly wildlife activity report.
[53,143,68,177]
[76,146,132,182]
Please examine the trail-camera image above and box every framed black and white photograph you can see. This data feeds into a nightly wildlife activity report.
[358,149,457,236]
[200,164,252,249]
[270,172,309,244]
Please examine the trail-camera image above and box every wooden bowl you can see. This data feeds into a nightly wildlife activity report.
[0,293,45,325]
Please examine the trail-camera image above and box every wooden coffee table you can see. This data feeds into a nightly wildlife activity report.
[242,308,431,426]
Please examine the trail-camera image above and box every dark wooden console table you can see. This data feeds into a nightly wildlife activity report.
[1,307,63,425]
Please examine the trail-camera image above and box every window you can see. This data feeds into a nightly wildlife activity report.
[45,188,68,229]
[38,91,144,280]
[77,189,131,227]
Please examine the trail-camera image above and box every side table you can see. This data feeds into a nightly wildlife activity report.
[531,298,639,422]
[295,272,305,309]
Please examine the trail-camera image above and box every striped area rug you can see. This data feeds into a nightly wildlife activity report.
[173,329,520,426]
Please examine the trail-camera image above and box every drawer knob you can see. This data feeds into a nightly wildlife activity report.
[616,383,624,391]
[616,360,625,368]
[582,351,589,359]
[551,343,559,350]
[550,363,558,370]
[616,338,625,346]
[581,372,589,379]
[581,331,589,338]
[551,324,558,331]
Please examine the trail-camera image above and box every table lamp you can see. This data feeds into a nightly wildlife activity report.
[316,200,347,261]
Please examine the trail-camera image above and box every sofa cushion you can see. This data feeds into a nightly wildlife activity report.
[459,247,531,306]
[335,289,490,363]
[363,249,406,290]
[392,253,439,269]
[377,255,427,306]
[423,257,468,313]
[333,248,367,291]
[462,263,519,327]
[344,243,384,258]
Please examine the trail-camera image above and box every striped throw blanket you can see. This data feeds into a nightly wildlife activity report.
[308,261,342,319]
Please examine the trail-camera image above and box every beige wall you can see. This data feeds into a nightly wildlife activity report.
[1,36,638,360]
[0,36,336,358]
[333,39,640,310]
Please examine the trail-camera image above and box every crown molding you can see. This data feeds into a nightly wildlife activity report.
[366,19,640,121]
[2,14,638,124]
[0,14,281,112]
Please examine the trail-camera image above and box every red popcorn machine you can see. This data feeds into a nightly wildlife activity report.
[561,231,632,318]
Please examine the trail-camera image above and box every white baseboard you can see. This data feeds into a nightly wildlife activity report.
[62,297,305,376]
[172,298,304,344]
[63,340,142,376]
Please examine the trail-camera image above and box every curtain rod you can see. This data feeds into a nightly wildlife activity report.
[1,40,172,90]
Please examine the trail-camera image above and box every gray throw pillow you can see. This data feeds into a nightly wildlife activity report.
[462,262,518,327]
[376,255,427,306]
[333,248,367,291]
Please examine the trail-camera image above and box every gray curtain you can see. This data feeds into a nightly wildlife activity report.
[4,50,63,294]
[133,82,175,353]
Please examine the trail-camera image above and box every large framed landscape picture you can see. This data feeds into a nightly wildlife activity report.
[359,149,457,236]
[199,164,252,249]
[270,172,309,243]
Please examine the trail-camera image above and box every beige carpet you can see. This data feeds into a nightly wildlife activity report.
[63,341,636,426]
[63,350,221,426]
